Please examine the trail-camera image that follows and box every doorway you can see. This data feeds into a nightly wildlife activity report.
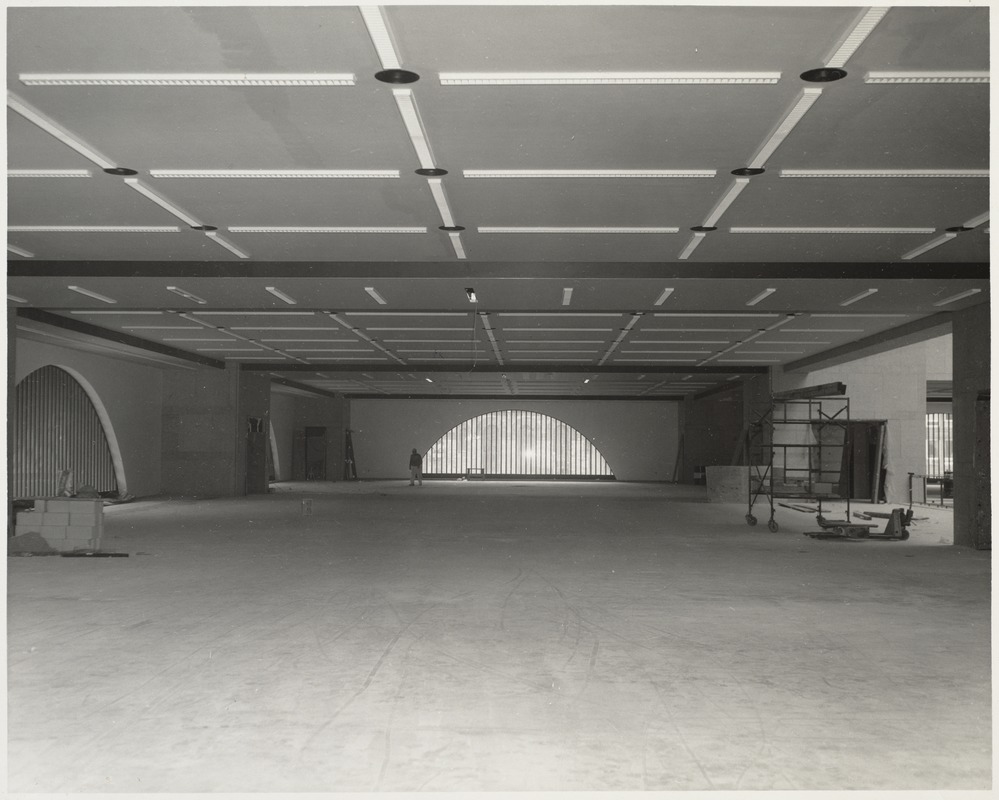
[304,427,327,480]
[847,420,887,501]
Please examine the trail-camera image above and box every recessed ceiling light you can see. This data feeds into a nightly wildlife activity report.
[839,288,879,306]
[8,225,179,233]
[365,287,388,305]
[746,288,777,306]
[438,71,781,85]
[730,227,936,234]
[933,288,983,307]
[478,227,678,234]
[204,231,250,259]
[8,244,34,257]
[166,286,207,304]
[104,167,139,176]
[800,68,847,82]
[20,72,356,86]
[8,168,91,178]
[149,169,400,179]
[562,288,574,306]
[731,168,765,176]
[228,226,426,234]
[393,89,437,170]
[7,92,119,170]
[779,169,989,179]
[68,285,116,304]
[864,71,989,84]
[123,178,203,227]
[376,69,420,84]
[191,225,217,232]
[462,169,716,179]
[901,233,959,260]
[747,88,823,169]
[689,226,717,232]
[265,286,297,305]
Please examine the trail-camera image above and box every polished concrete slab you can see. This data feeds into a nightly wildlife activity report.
[7,481,990,793]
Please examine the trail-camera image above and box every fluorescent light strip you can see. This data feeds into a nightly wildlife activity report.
[427,178,456,227]
[825,7,889,69]
[746,288,776,306]
[204,232,250,259]
[613,359,699,363]
[259,339,357,343]
[753,341,830,345]
[780,169,989,179]
[655,313,779,318]
[733,350,803,355]
[478,313,505,366]
[731,227,935,234]
[463,169,716,179]
[9,225,179,233]
[963,211,990,228]
[8,168,91,178]
[780,328,863,332]
[644,328,753,332]
[20,72,356,86]
[167,286,207,304]
[150,169,399,179]
[265,286,297,305]
[359,6,403,71]
[598,314,642,366]
[619,350,710,354]
[508,358,595,363]
[230,326,335,331]
[392,89,437,170]
[162,338,235,342]
[496,313,622,317]
[70,310,162,315]
[748,88,822,169]
[505,340,605,344]
[284,349,375,353]
[365,327,469,331]
[123,179,202,227]
[302,356,388,361]
[562,288,574,306]
[933,288,982,307]
[8,295,28,303]
[228,226,426,234]
[631,340,729,344]
[501,327,614,332]
[449,232,466,259]
[68,286,116,304]
[329,313,406,365]
[810,313,908,318]
[507,350,600,354]
[344,312,469,316]
[865,71,989,84]
[195,347,263,352]
[718,359,783,363]
[194,311,314,316]
[364,287,388,305]
[840,288,878,306]
[123,325,203,330]
[439,71,781,86]
[901,233,958,260]
[653,288,674,306]
[678,233,706,260]
[7,92,117,169]
[8,244,34,257]
[478,226,679,234]
[702,178,750,227]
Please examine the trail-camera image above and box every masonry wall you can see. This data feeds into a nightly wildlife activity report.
[349,399,679,481]
[14,336,166,498]
[773,339,938,504]
[268,390,349,482]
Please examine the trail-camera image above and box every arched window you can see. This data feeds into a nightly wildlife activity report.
[424,410,614,479]
[12,366,119,498]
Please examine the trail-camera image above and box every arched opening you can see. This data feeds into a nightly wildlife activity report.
[12,365,122,498]
[424,409,615,479]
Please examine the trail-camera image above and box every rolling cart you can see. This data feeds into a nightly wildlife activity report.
[746,396,851,532]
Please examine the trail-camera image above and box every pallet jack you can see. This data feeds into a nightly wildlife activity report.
[804,507,912,541]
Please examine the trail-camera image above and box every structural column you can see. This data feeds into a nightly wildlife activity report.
[951,303,990,548]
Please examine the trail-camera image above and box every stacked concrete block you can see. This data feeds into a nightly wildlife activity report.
[14,498,104,552]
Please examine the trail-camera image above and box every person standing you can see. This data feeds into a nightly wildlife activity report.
[408,448,423,486]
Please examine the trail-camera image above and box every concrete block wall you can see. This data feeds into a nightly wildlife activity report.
[15,498,104,552]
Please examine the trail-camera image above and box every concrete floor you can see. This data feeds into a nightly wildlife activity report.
[7,481,991,793]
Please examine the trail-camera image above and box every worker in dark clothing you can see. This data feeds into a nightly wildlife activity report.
[409,448,423,486]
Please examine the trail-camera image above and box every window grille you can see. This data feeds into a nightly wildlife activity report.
[424,410,614,478]
[925,412,953,476]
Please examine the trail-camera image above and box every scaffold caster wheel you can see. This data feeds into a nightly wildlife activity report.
[898,530,910,541]
[746,514,757,526]
[768,519,779,533]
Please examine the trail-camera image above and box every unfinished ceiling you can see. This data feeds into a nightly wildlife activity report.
[6,5,989,399]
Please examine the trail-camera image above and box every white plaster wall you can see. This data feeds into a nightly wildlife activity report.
[349,399,679,481]
[774,341,931,503]
[269,391,296,481]
[15,337,166,497]
[924,333,953,381]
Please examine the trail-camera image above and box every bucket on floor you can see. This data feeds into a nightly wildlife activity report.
[301,499,313,516]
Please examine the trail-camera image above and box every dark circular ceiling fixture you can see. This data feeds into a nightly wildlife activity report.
[439,225,465,232]
[416,168,448,176]
[103,167,138,176]
[191,225,218,231]
[946,226,973,232]
[690,225,717,232]
[375,69,420,84]
[800,67,847,83]
[731,167,765,176]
